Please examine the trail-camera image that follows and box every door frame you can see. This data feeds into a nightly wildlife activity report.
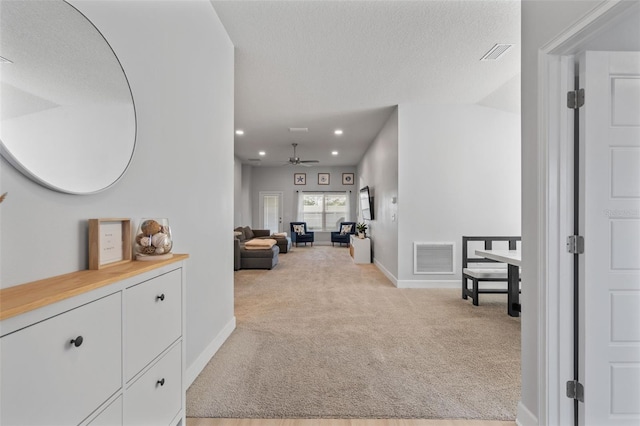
[539,1,639,424]
[258,191,283,233]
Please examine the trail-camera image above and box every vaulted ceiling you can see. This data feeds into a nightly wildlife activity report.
[211,1,521,167]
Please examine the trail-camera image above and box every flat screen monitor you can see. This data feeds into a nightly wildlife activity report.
[359,186,373,220]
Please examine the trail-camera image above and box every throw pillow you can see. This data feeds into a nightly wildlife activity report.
[339,224,353,235]
[292,224,305,235]
[243,226,255,240]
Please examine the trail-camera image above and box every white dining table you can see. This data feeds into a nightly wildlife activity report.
[475,249,522,317]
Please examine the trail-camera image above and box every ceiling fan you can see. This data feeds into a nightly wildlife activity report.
[285,143,319,166]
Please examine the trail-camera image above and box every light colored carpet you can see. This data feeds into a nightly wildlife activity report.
[187,245,521,420]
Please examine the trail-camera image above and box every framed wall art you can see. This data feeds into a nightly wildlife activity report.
[88,218,132,270]
[294,173,306,185]
[342,173,354,185]
[318,173,330,185]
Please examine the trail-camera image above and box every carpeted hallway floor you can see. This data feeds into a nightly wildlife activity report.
[187,245,521,420]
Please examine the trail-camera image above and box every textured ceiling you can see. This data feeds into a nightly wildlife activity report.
[211,1,521,167]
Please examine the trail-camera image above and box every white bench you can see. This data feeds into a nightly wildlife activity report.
[461,236,520,306]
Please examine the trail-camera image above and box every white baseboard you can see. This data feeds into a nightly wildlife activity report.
[373,258,398,286]
[516,401,538,426]
[186,316,236,387]
[396,279,459,289]
[371,261,461,290]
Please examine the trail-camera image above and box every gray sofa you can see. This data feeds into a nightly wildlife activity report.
[235,226,291,254]
[234,226,290,270]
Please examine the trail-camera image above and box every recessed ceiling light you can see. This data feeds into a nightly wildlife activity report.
[289,127,308,133]
[334,129,343,135]
[259,151,266,156]
[331,151,339,156]
[235,130,244,135]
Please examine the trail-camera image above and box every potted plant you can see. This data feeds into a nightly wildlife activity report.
[356,222,368,239]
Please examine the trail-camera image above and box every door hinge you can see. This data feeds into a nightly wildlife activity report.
[566,235,584,254]
[567,89,585,109]
[566,380,584,402]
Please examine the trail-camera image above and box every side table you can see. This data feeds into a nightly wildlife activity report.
[349,235,371,263]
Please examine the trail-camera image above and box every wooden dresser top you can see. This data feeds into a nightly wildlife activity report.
[0,254,189,321]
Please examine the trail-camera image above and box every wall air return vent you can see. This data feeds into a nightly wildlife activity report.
[480,44,513,61]
[414,242,455,274]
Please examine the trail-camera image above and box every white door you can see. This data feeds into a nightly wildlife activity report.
[259,191,283,234]
[579,51,640,425]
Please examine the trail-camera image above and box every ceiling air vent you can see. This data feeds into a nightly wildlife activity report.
[289,127,308,133]
[480,44,513,61]
[414,242,455,274]
[0,56,13,64]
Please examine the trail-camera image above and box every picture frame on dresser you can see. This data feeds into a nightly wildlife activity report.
[88,218,132,270]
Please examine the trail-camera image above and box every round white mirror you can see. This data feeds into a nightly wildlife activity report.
[0,0,136,194]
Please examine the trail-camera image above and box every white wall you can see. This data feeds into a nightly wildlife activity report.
[248,165,357,242]
[357,108,399,280]
[234,157,243,227]
[0,0,235,380]
[520,1,603,424]
[241,164,253,228]
[397,103,521,286]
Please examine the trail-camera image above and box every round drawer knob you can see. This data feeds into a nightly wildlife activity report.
[70,336,83,347]
[157,378,165,386]
[156,294,165,301]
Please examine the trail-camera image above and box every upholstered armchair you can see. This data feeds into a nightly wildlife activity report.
[290,222,314,247]
[331,222,356,246]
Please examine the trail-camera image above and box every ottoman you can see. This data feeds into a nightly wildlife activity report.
[240,244,279,270]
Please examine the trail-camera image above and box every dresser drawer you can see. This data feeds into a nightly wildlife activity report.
[125,269,182,380]
[124,343,182,426]
[87,396,122,426]
[1,292,122,426]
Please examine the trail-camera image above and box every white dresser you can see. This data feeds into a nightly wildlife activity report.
[349,235,371,264]
[0,254,188,426]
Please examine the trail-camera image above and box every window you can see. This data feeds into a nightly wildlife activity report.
[300,192,349,231]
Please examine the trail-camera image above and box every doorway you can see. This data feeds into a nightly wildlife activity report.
[541,2,640,425]
[259,191,283,234]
